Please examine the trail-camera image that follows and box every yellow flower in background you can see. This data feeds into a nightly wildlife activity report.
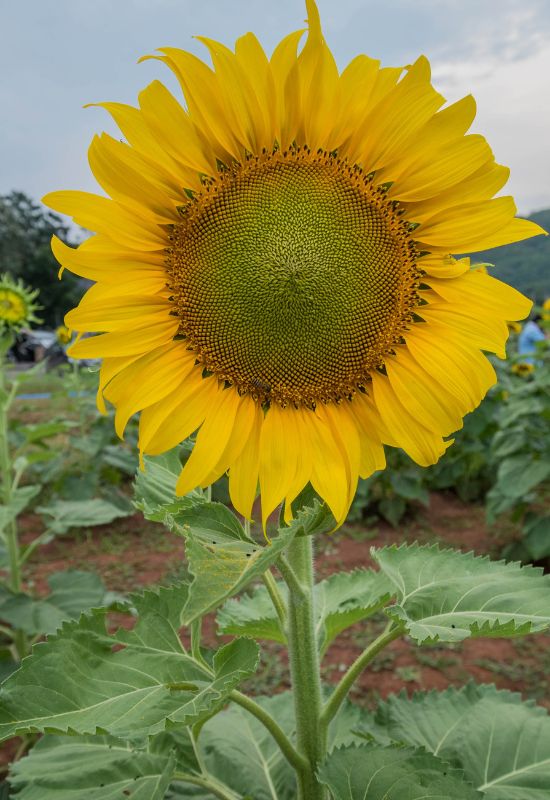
[0,273,40,333]
[512,362,535,377]
[507,321,522,334]
[56,325,72,345]
[543,298,550,322]
[44,0,545,527]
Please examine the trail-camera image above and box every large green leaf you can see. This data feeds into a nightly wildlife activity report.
[217,569,393,651]
[36,498,132,535]
[359,684,550,799]
[373,544,550,643]
[0,583,259,742]
[197,693,297,800]
[0,484,40,533]
[167,693,366,800]
[317,744,481,799]
[9,735,175,800]
[0,569,123,636]
[181,500,330,625]
[133,449,203,525]
[134,450,331,624]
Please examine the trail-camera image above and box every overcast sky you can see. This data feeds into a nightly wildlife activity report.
[1,0,549,216]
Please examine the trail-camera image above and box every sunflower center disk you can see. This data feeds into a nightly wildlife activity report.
[168,150,420,406]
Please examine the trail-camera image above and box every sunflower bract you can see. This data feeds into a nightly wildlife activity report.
[44,0,546,528]
[0,273,40,334]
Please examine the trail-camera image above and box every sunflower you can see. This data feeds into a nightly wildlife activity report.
[44,0,545,528]
[55,324,72,345]
[0,273,40,333]
[512,362,535,377]
[543,298,550,323]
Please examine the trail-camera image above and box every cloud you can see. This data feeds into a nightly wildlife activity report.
[1,0,549,215]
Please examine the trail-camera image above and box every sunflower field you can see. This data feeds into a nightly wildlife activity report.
[1,0,550,798]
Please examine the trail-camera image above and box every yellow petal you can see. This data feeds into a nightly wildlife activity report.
[371,372,449,466]
[43,191,165,251]
[317,402,361,507]
[296,0,340,151]
[350,57,445,172]
[104,342,197,437]
[330,55,380,147]
[270,29,305,150]
[51,236,167,286]
[85,100,184,177]
[150,47,242,162]
[304,409,352,526]
[228,402,263,520]
[390,134,493,202]
[385,350,464,435]
[88,134,181,221]
[258,404,301,530]
[67,318,178,358]
[139,369,214,455]
[282,407,314,523]
[196,36,269,154]
[65,292,171,333]
[418,199,546,253]
[404,324,495,409]
[402,162,510,224]
[96,355,142,414]
[418,304,509,357]
[201,393,257,487]
[418,254,471,278]
[138,80,217,176]
[427,270,532,321]
[175,387,243,496]
[377,94,477,184]
[235,33,277,150]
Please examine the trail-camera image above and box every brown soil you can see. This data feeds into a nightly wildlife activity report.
[2,490,549,774]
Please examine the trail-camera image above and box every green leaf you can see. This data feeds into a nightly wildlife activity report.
[359,684,550,799]
[181,500,329,626]
[36,498,133,535]
[133,449,204,524]
[0,569,120,636]
[217,569,393,651]
[373,543,550,643]
[9,735,176,800]
[0,485,40,532]
[217,583,286,644]
[317,744,481,799]
[197,693,297,800]
[495,456,550,500]
[523,515,550,560]
[19,421,74,444]
[0,583,259,742]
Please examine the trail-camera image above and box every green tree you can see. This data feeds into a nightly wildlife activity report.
[0,191,83,328]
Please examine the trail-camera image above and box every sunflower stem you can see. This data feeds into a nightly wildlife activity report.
[319,622,403,731]
[262,569,287,627]
[283,535,327,800]
[0,347,28,660]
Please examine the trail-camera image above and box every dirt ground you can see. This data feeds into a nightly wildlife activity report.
[2,490,549,774]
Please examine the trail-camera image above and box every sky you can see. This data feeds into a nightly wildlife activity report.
[1,0,550,216]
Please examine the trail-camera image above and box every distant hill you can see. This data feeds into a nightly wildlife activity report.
[468,208,549,303]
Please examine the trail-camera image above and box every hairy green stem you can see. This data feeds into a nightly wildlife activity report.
[172,771,240,800]
[320,622,403,729]
[230,690,307,773]
[277,553,305,597]
[284,536,327,800]
[262,569,287,627]
[0,356,28,659]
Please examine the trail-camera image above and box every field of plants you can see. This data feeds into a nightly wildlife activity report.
[0,332,549,797]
